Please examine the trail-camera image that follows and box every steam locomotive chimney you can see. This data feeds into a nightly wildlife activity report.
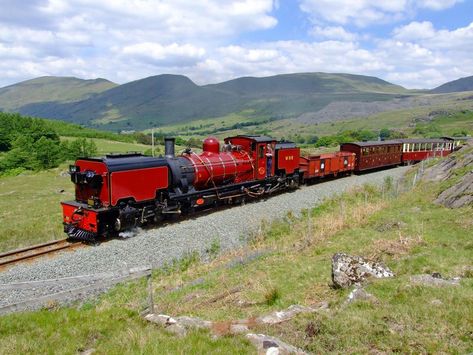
[164,137,175,158]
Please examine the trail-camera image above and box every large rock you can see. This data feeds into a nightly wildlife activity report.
[331,253,394,288]
[434,171,473,208]
[422,141,473,208]
[423,141,473,183]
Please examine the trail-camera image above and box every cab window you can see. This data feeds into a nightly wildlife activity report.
[258,145,265,159]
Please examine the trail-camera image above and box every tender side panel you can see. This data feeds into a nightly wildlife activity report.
[75,160,110,205]
[110,166,169,206]
[276,147,300,174]
[61,202,98,233]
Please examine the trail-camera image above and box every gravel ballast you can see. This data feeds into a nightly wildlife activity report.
[0,166,409,311]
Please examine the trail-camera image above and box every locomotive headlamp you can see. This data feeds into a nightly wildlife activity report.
[69,165,79,173]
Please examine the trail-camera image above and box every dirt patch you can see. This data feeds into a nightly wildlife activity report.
[369,234,425,259]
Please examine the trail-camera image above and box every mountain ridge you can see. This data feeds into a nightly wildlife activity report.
[6,72,472,131]
[431,75,473,94]
[0,76,117,112]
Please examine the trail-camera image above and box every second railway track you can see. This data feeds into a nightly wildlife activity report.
[0,239,82,269]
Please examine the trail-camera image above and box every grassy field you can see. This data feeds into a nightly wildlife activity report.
[60,137,153,155]
[0,164,74,252]
[0,137,151,253]
[0,146,471,353]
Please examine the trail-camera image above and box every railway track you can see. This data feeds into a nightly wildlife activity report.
[0,239,82,269]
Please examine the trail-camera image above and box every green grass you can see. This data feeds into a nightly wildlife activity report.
[0,164,74,252]
[60,137,153,155]
[0,149,472,353]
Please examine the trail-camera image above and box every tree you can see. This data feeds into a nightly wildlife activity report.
[34,136,63,169]
[0,136,37,171]
[379,128,391,140]
[67,138,98,159]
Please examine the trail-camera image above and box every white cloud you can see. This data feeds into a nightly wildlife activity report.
[417,0,463,10]
[0,0,471,90]
[393,21,436,40]
[310,26,357,41]
[121,43,206,66]
[299,0,462,27]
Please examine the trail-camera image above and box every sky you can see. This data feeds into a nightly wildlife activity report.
[0,0,472,89]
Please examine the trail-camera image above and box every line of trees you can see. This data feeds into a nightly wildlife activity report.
[0,113,97,175]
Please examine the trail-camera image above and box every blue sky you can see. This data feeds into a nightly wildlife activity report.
[0,0,472,89]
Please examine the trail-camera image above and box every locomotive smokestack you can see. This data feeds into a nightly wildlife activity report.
[165,137,175,158]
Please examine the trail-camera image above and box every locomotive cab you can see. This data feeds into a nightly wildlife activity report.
[62,154,169,241]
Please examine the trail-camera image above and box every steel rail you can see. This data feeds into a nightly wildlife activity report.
[0,239,80,268]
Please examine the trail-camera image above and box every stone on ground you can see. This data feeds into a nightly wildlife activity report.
[332,253,394,288]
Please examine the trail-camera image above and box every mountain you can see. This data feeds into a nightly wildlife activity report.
[431,75,473,94]
[1,73,409,130]
[0,76,117,112]
[207,72,406,96]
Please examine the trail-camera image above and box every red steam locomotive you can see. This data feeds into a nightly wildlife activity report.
[61,135,455,241]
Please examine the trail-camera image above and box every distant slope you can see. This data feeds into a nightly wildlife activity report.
[207,72,406,96]
[431,75,473,93]
[0,76,117,111]
[4,73,409,130]
[18,74,241,128]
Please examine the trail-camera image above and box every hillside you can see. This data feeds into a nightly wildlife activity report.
[0,76,117,112]
[431,75,473,93]
[3,73,410,130]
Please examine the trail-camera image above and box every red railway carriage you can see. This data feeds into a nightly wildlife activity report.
[299,151,355,180]
[340,141,402,172]
[400,138,453,164]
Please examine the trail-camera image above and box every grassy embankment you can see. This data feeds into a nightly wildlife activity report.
[0,147,471,353]
[0,138,162,252]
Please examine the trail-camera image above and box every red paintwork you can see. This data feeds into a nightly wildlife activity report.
[184,150,254,189]
[110,166,168,206]
[202,136,220,154]
[61,202,98,233]
[300,151,355,179]
[75,160,110,206]
[224,136,277,180]
[276,148,300,174]
[341,142,402,172]
[402,150,450,162]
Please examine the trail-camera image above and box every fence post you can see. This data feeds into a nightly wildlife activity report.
[147,259,154,314]
[307,212,311,240]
